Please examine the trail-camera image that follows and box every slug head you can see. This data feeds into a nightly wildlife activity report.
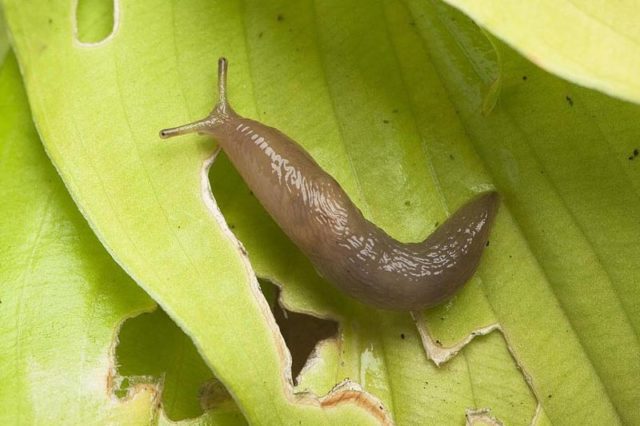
[159,57,234,139]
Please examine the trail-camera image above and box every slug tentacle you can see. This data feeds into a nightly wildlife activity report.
[159,116,215,139]
[160,58,500,311]
[217,57,229,111]
[160,58,234,139]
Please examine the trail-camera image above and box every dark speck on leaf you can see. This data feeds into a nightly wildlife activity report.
[277,13,284,21]
[434,221,439,227]
[435,339,441,344]
[522,75,527,81]
[449,154,455,160]
[548,394,553,399]
[485,240,490,247]
[440,317,445,321]
[258,32,264,38]
[383,119,389,124]
[400,333,405,339]
[229,224,236,229]
[409,21,416,27]
[48,18,53,24]
[249,191,254,196]
[392,108,399,113]
[404,200,411,206]
[565,95,574,106]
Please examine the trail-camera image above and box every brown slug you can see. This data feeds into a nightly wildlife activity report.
[160,58,499,311]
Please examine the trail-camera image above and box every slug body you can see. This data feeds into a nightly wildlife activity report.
[161,58,499,311]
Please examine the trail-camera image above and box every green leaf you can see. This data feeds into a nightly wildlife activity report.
[2,0,390,424]
[0,37,244,423]
[0,10,8,62]
[0,51,157,425]
[212,0,640,422]
[441,0,640,104]
[3,0,640,424]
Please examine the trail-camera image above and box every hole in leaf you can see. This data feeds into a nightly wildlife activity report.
[75,0,115,43]
[114,307,231,421]
[260,280,338,384]
[209,152,339,383]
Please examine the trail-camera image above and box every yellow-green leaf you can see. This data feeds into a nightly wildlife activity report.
[3,0,640,424]
[0,51,157,425]
[442,0,640,104]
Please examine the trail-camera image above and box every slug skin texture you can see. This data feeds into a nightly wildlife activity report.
[161,58,499,311]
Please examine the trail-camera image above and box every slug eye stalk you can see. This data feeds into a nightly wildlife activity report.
[159,58,232,139]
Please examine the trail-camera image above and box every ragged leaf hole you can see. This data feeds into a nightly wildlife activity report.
[208,152,340,385]
[114,307,231,421]
[260,280,339,384]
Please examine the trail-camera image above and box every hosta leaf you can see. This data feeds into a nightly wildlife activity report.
[441,0,640,104]
[0,51,157,425]
[3,0,640,424]
[0,11,8,61]
[213,0,640,423]
[2,0,390,424]
[0,45,247,425]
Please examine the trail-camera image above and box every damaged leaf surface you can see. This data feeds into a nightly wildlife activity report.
[2,0,640,424]
[0,51,156,425]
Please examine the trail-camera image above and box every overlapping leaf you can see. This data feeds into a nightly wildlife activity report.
[2,0,639,424]
[0,51,157,425]
[442,0,640,104]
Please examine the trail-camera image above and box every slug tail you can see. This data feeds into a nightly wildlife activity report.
[429,190,499,273]
[404,190,500,310]
[437,191,500,250]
